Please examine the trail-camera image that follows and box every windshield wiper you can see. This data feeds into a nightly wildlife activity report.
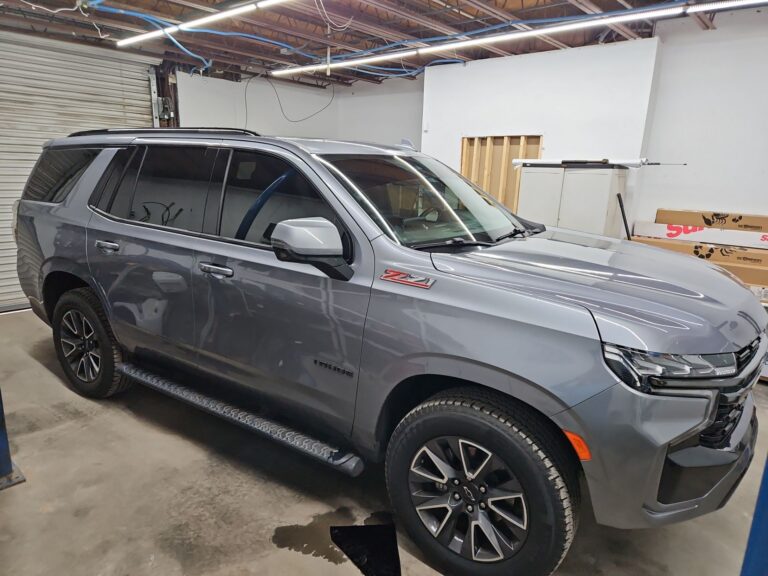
[411,237,494,251]
[494,227,532,243]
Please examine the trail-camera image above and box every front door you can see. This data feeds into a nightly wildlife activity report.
[190,146,374,436]
[87,143,218,368]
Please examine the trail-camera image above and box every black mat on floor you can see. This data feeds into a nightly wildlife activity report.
[330,524,401,576]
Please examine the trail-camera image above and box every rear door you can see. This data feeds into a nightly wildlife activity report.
[190,144,375,436]
[87,141,219,368]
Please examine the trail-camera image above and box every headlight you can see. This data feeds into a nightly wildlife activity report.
[603,344,738,392]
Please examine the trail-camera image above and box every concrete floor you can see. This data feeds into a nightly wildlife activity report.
[0,309,765,576]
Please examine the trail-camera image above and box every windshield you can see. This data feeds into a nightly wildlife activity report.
[319,154,524,246]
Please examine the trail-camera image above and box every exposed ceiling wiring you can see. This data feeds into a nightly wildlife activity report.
[312,0,353,31]
[78,4,108,38]
[19,0,80,13]
[89,0,211,72]
[243,74,335,126]
[17,0,594,80]
[20,0,108,39]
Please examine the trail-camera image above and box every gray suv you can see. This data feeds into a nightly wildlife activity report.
[14,128,764,576]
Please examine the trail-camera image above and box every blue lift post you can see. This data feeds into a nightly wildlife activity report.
[0,387,25,491]
[741,455,767,576]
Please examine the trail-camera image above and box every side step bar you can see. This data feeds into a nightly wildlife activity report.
[117,363,365,477]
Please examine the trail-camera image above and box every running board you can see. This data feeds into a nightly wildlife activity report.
[118,363,365,477]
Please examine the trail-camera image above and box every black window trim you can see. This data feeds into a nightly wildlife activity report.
[86,145,356,265]
[87,146,139,209]
[119,145,148,217]
[210,146,355,262]
[24,145,104,205]
[87,143,216,238]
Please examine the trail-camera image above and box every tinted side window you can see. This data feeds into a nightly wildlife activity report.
[219,150,338,245]
[108,147,144,218]
[23,148,100,202]
[118,146,216,233]
[92,147,136,211]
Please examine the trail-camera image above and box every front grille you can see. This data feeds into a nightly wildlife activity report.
[699,337,761,449]
[736,337,760,371]
[699,391,748,448]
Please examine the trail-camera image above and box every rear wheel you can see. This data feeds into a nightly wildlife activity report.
[386,389,579,576]
[52,288,132,398]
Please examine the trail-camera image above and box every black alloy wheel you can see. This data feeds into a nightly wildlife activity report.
[59,308,102,383]
[409,436,529,563]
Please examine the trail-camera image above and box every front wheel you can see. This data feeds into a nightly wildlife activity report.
[386,389,579,576]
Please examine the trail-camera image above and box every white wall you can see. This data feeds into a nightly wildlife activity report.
[634,10,768,221]
[176,73,423,146]
[333,76,423,147]
[177,73,338,138]
[421,39,659,171]
[177,13,766,224]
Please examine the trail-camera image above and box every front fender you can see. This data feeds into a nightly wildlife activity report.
[352,246,617,457]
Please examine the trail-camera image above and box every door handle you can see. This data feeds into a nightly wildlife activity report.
[95,240,120,253]
[199,262,234,278]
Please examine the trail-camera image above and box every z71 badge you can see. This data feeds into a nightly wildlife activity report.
[380,269,435,289]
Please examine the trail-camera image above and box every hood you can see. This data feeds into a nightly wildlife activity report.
[431,229,767,354]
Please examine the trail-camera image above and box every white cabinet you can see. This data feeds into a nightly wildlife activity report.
[517,164,627,237]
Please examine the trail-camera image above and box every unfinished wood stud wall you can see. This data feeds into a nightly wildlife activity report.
[460,135,542,210]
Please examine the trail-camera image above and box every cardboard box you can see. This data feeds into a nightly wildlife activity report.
[722,263,768,287]
[633,221,768,250]
[634,237,768,267]
[632,234,768,287]
[656,209,768,232]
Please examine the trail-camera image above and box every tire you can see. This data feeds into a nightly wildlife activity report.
[386,388,579,576]
[52,288,132,398]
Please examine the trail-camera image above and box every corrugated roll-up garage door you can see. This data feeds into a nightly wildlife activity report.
[0,30,160,312]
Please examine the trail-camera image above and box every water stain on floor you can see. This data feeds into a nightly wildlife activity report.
[363,511,394,526]
[271,506,356,565]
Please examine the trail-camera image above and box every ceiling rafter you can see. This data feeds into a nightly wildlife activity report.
[458,0,570,50]
[1,0,671,82]
[0,0,364,84]
[565,0,640,40]
[2,0,374,83]
[282,1,473,62]
[355,0,512,57]
[161,0,378,51]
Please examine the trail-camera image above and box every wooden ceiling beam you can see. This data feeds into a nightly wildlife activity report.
[458,0,570,50]
[355,0,512,57]
[691,12,716,30]
[565,0,640,40]
[159,0,370,52]
[101,0,400,80]
[283,2,471,62]
[1,1,367,84]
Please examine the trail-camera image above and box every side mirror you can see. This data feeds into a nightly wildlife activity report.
[271,217,353,281]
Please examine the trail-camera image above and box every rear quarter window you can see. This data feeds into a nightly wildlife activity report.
[23,148,100,203]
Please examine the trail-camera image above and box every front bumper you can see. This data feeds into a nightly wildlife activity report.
[553,339,764,530]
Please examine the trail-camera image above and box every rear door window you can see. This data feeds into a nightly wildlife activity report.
[23,148,100,203]
[92,147,137,211]
[107,146,216,234]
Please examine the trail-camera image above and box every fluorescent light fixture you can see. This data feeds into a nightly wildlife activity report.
[272,5,684,74]
[116,0,292,47]
[419,6,686,54]
[687,0,768,12]
[270,50,419,76]
[178,3,256,29]
[270,0,766,77]
[257,0,292,6]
